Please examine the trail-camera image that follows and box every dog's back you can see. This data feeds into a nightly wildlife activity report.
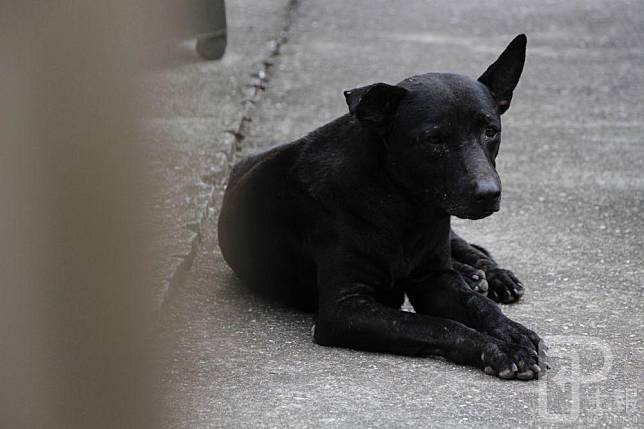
[218,141,319,310]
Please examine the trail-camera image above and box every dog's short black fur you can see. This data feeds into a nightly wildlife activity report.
[219,35,545,380]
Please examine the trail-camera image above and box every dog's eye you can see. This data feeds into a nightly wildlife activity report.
[484,127,499,138]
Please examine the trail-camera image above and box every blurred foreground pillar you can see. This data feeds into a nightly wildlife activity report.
[0,2,181,428]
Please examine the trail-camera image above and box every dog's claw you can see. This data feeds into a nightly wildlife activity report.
[499,368,515,379]
[484,366,495,375]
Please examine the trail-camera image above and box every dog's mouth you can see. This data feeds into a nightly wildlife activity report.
[462,208,498,220]
[450,201,500,220]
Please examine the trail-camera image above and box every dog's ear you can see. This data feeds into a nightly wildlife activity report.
[478,34,527,114]
[344,83,408,129]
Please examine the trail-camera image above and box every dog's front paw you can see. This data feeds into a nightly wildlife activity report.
[486,319,544,354]
[480,340,544,380]
[485,267,524,303]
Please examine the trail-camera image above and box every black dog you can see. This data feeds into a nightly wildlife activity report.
[219,35,545,380]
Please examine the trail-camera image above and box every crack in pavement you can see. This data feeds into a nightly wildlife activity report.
[159,0,301,316]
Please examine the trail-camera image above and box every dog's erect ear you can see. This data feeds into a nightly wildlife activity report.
[344,83,408,129]
[478,34,527,114]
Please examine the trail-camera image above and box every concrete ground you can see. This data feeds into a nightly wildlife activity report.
[154,1,643,427]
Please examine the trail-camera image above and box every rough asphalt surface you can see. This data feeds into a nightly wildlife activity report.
[155,0,644,427]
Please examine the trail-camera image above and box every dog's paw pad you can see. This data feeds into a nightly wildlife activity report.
[456,263,488,294]
[471,271,488,293]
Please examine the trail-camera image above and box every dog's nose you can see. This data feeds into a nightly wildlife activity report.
[474,180,501,202]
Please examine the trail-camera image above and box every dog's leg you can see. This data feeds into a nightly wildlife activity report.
[313,281,540,380]
[407,270,545,380]
[450,229,524,303]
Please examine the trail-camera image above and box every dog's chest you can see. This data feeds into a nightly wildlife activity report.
[385,218,451,284]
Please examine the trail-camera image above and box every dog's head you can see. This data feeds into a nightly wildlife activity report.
[344,35,527,220]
